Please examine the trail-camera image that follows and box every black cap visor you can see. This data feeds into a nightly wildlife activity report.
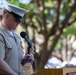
[10,12,23,22]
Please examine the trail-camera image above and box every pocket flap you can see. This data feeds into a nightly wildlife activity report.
[5,40,12,49]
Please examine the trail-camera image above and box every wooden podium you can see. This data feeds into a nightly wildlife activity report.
[31,67,76,75]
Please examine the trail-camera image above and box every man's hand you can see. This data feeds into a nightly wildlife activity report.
[21,53,34,66]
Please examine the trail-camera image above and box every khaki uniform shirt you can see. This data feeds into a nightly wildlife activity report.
[0,24,23,75]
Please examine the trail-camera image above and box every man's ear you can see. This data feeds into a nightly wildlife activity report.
[5,12,10,19]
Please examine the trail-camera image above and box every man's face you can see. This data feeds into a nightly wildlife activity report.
[6,12,20,31]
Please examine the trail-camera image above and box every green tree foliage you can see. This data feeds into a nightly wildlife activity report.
[9,0,76,71]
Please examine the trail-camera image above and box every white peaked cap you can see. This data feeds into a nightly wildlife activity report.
[4,2,28,17]
[4,2,28,22]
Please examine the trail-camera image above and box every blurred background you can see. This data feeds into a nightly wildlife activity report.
[0,0,76,75]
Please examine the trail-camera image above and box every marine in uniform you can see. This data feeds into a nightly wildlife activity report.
[0,2,34,75]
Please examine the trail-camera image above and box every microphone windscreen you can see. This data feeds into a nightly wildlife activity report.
[20,31,26,38]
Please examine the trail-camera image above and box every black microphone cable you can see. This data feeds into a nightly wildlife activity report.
[31,47,50,68]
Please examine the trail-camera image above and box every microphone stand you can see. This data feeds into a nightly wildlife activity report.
[20,31,50,68]
[27,45,35,70]
[27,45,31,54]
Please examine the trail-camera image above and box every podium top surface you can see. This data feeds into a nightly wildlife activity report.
[32,67,76,75]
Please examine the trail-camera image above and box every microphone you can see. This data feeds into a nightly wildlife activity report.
[20,31,34,52]
[20,31,50,68]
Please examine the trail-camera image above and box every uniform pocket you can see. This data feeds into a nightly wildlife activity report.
[5,40,12,50]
